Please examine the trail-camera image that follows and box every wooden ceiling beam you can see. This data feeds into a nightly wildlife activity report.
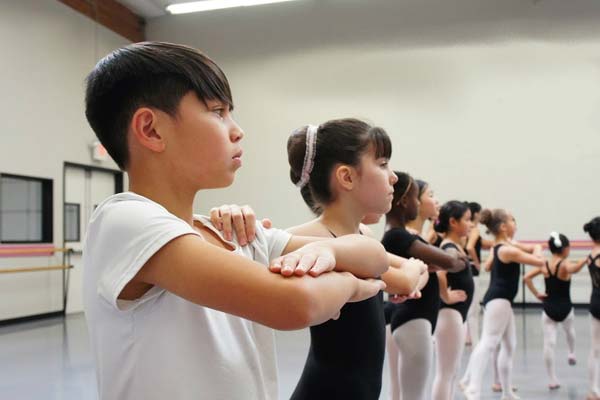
[58,0,146,42]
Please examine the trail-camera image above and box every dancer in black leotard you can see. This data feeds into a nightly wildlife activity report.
[584,217,600,400]
[432,201,474,400]
[286,119,426,400]
[383,173,468,400]
[461,208,545,400]
[523,232,587,390]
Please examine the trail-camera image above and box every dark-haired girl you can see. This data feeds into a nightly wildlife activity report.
[523,232,587,390]
[584,217,600,400]
[406,179,440,241]
[383,173,468,400]
[462,208,545,400]
[432,201,474,400]
[285,119,426,400]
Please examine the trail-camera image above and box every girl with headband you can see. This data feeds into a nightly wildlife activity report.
[523,232,587,391]
[286,119,427,400]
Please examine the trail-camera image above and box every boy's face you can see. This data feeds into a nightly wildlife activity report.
[165,92,244,189]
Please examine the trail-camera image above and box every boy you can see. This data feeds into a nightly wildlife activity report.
[83,41,390,400]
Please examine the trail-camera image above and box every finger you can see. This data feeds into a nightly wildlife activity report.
[241,205,257,242]
[295,254,317,276]
[261,218,272,229]
[230,205,247,245]
[331,310,341,320]
[308,255,335,277]
[220,205,233,241]
[281,254,301,276]
[269,258,283,273]
[209,207,222,230]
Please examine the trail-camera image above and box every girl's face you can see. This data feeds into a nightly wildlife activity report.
[353,148,398,215]
[419,185,439,220]
[472,211,481,224]
[503,212,517,238]
[451,209,472,238]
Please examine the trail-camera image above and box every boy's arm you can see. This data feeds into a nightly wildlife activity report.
[129,234,385,331]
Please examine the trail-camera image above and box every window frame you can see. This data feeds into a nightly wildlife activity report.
[0,173,53,244]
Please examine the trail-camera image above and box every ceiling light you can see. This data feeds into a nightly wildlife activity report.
[166,0,301,14]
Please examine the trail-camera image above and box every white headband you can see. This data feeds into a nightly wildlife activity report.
[295,124,319,189]
[550,231,562,248]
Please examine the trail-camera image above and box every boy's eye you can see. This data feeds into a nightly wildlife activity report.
[211,108,225,118]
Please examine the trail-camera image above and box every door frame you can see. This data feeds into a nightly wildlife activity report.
[62,162,123,312]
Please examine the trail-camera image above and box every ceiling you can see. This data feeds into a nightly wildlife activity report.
[116,0,174,18]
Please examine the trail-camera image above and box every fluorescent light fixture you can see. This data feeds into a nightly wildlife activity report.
[166,0,300,14]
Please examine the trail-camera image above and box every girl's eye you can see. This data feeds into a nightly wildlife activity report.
[212,109,225,119]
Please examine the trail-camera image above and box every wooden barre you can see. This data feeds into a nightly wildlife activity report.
[0,248,73,255]
[0,265,73,274]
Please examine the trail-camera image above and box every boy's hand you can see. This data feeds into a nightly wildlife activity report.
[270,242,336,277]
[210,204,271,246]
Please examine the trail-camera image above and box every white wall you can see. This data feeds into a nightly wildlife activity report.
[147,0,600,243]
[0,0,129,320]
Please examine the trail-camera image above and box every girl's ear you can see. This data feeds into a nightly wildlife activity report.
[449,217,459,230]
[334,164,356,191]
[396,194,408,208]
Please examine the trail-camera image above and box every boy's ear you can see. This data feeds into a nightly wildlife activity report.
[334,165,355,191]
[130,107,166,153]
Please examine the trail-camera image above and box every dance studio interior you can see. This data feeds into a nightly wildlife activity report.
[1,1,599,399]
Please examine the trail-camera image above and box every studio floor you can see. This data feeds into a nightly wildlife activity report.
[0,308,593,399]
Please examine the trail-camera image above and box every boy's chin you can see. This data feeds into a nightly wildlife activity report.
[208,176,236,189]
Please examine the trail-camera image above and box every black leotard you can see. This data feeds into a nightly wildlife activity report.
[467,236,482,277]
[439,242,474,322]
[482,244,521,305]
[290,231,385,400]
[382,227,440,334]
[589,254,600,320]
[543,260,572,322]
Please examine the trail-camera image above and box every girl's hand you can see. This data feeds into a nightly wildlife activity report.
[536,292,548,300]
[348,278,387,302]
[270,242,336,277]
[389,289,422,303]
[446,288,467,304]
[210,204,271,245]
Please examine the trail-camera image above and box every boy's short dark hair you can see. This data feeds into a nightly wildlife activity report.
[85,41,233,170]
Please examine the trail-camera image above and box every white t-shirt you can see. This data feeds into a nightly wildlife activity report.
[83,192,292,400]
